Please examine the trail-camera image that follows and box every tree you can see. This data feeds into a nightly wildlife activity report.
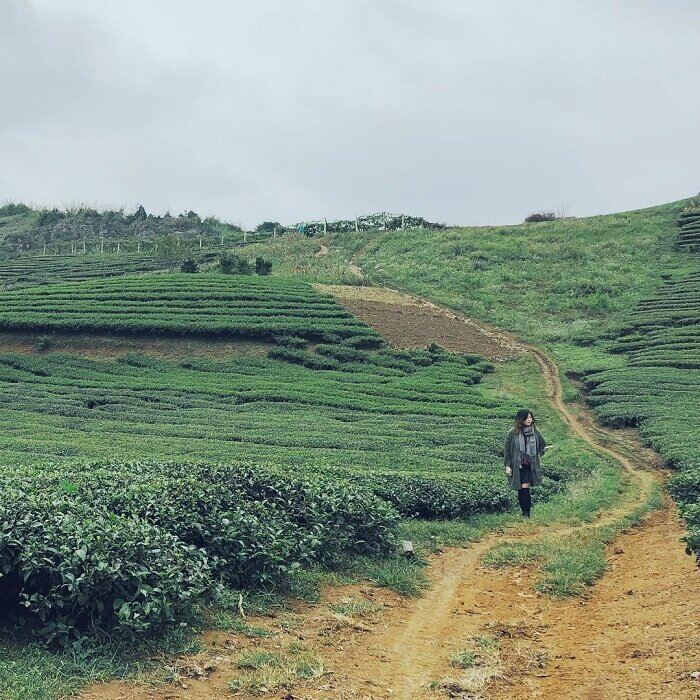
[219,252,252,274]
[180,258,199,273]
[155,234,192,271]
[255,257,273,275]
[255,221,282,233]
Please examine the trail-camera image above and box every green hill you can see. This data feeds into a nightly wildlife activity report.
[0,203,248,256]
[276,195,700,554]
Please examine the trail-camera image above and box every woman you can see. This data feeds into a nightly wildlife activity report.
[504,409,546,518]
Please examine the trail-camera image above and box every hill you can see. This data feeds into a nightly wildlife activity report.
[272,195,700,554]
[0,203,249,256]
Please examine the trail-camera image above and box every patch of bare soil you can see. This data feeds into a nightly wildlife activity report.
[485,504,700,700]
[0,331,271,360]
[316,284,524,361]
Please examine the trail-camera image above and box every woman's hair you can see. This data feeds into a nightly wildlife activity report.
[514,408,535,433]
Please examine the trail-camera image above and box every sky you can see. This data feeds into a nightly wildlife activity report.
[1,1,699,228]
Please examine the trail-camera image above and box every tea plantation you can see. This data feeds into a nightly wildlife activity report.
[0,274,379,341]
[0,254,168,288]
[583,207,700,552]
[0,273,577,651]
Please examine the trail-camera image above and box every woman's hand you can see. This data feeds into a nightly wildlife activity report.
[505,466,512,477]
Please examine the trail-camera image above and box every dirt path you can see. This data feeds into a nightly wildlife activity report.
[81,264,699,699]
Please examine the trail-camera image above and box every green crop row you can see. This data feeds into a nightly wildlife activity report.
[677,208,700,250]
[583,266,700,552]
[0,347,570,516]
[0,254,169,288]
[0,274,380,343]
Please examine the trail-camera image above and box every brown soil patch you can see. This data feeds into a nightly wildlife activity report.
[485,504,700,700]
[0,331,271,360]
[316,284,524,361]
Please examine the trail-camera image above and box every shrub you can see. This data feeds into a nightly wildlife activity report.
[219,253,252,275]
[0,477,211,646]
[255,222,281,233]
[524,212,556,223]
[35,209,65,227]
[180,258,199,273]
[255,257,273,275]
[0,461,397,645]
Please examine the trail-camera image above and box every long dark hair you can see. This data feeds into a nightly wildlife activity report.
[514,408,535,434]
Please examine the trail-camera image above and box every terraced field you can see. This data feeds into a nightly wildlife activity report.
[0,274,379,341]
[0,253,168,288]
[0,271,588,662]
[584,266,700,552]
[0,347,564,517]
[676,206,700,250]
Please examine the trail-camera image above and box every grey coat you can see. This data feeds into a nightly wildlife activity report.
[504,427,546,490]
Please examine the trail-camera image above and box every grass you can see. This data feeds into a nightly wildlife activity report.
[0,644,117,700]
[450,649,478,668]
[0,623,202,700]
[329,598,385,619]
[483,482,663,596]
[432,634,504,697]
[229,647,326,694]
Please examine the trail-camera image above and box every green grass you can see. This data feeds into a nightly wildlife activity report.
[328,199,699,347]
[0,643,116,700]
[229,647,326,693]
[483,483,663,597]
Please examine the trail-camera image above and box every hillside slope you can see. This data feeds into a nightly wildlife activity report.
[253,196,700,552]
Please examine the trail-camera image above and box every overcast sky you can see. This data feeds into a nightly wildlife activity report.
[1,1,698,228]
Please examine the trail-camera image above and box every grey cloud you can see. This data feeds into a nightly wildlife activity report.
[1,0,698,227]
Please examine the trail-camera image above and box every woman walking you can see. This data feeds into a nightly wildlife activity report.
[504,409,546,518]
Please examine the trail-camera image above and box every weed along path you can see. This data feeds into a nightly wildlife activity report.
[82,282,699,700]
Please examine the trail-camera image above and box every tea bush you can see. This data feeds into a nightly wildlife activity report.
[584,268,700,552]
[0,274,379,342]
[0,461,397,645]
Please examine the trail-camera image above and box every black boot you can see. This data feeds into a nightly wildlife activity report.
[518,488,531,518]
